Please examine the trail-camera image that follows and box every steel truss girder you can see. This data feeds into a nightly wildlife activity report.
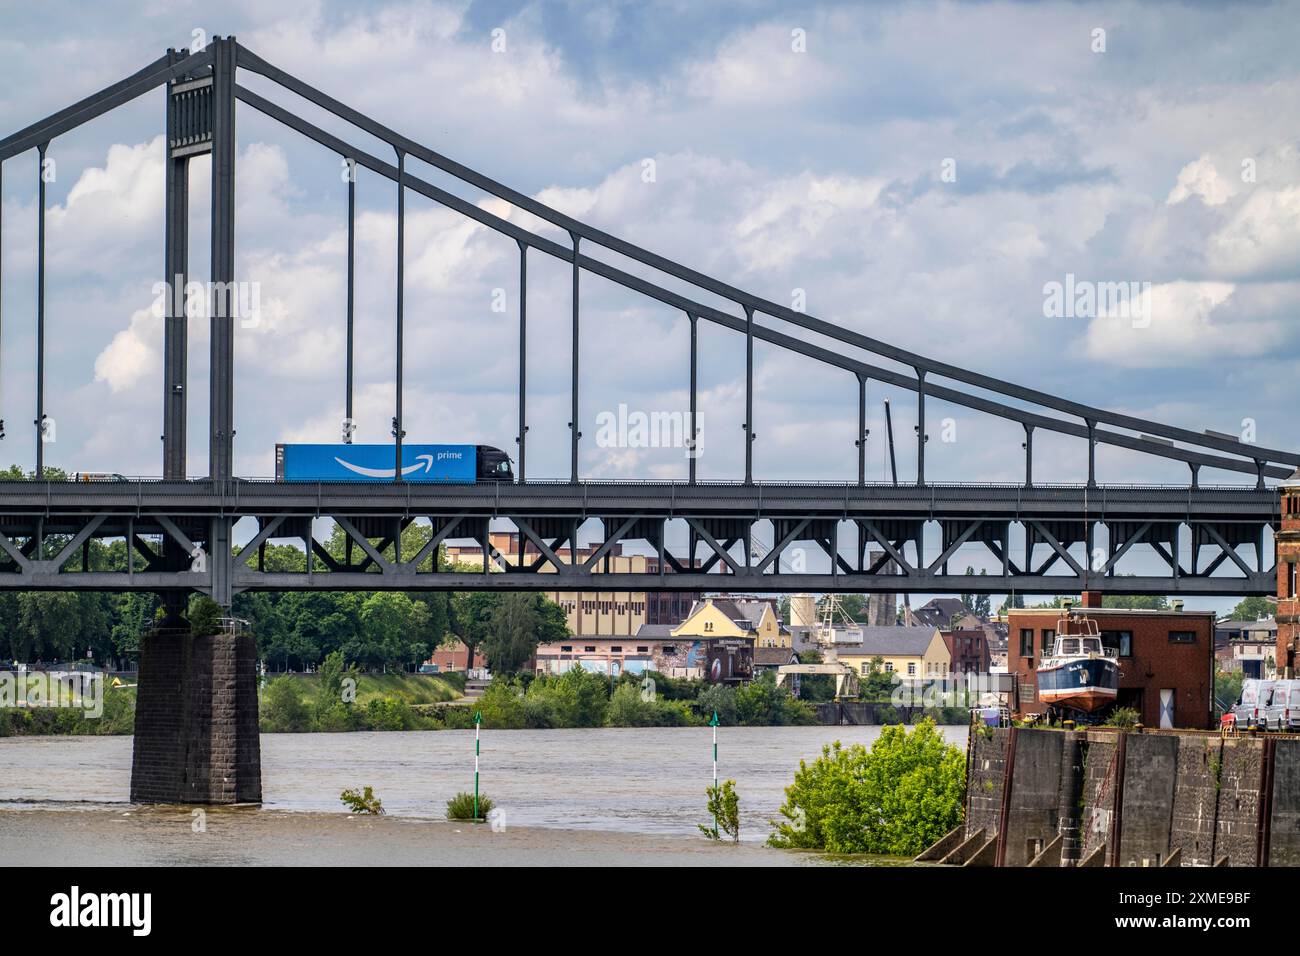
[0,482,1276,596]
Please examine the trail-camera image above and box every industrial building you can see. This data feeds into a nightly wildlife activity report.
[1006,592,1215,729]
[442,531,699,636]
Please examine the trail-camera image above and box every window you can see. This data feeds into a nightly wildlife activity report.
[584,646,596,653]
[884,662,894,673]
[1019,629,1034,657]
[1101,630,1133,657]
[1041,629,1055,653]
[611,646,622,653]
[861,663,871,675]
[560,645,572,653]
[636,646,649,653]
[1169,631,1196,644]
[907,662,916,676]
[1290,562,1297,598]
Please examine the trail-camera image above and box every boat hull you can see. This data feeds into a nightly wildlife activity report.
[1037,657,1119,713]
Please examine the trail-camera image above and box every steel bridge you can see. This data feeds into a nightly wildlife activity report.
[0,37,1295,602]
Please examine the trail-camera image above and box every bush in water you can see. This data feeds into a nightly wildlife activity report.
[768,719,965,855]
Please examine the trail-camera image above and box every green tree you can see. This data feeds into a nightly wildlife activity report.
[607,681,658,726]
[769,719,965,855]
[452,591,500,675]
[695,683,737,726]
[188,596,224,637]
[1230,596,1274,621]
[261,676,311,732]
[735,670,816,726]
[858,655,898,700]
[483,593,570,675]
[1102,594,1167,610]
[959,568,992,618]
[699,780,740,842]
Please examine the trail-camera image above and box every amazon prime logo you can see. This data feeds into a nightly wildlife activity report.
[334,452,441,479]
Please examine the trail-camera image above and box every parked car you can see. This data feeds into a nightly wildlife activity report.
[417,663,440,675]
[1235,679,1273,730]
[1270,679,1300,732]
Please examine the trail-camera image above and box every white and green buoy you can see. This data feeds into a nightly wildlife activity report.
[474,709,482,821]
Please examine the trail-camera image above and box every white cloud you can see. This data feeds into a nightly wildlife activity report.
[1167,156,1231,206]
[1081,280,1290,368]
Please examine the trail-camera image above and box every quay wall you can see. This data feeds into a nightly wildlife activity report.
[963,726,1287,866]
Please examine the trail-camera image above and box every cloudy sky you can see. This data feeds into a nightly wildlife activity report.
[0,0,1297,606]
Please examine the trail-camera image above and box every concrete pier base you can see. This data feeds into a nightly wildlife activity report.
[129,624,261,804]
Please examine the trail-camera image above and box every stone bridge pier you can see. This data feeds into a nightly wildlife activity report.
[129,611,261,804]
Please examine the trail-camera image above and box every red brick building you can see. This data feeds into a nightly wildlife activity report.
[1277,472,1300,677]
[1007,591,1215,729]
[942,628,991,675]
[425,640,484,673]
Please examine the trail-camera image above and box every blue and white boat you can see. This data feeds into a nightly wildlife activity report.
[1036,616,1119,714]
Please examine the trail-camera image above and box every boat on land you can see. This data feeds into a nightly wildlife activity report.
[1036,614,1119,714]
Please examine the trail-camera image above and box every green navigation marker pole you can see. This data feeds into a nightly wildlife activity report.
[709,709,719,839]
[474,709,482,821]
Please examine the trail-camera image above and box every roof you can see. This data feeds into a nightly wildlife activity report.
[681,597,774,632]
[1008,607,1216,619]
[754,647,799,666]
[635,624,675,640]
[1216,618,1276,632]
[832,626,939,657]
[910,598,976,628]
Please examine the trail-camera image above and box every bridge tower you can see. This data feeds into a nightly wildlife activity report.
[130,38,260,804]
[1277,471,1300,678]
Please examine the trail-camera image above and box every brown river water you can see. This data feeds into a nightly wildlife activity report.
[0,725,967,866]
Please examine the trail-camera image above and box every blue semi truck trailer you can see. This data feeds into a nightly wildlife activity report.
[275,443,514,482]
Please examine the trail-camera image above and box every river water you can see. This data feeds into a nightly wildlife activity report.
[0,725,967,866]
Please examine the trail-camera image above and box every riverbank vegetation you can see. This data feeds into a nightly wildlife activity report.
[768,719,965,855]
[450,668,817,731]
[0,681,136,736]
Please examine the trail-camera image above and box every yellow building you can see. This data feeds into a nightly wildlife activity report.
[442,532,696,637]
[830,626,950,681]
[672,597,790,648]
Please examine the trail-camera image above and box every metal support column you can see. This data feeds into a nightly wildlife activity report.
[345,157,355,441]
[393,148,405,478]
[1086,418,1097,488]
[915,368,926,486]
[744,304,754,484]
[1022,423,1034,488]
[856,373,868,486]
[208,37,237,605]
[35,142,47,477]
[569,231,580,483]
[208,38,236,483]
[163,53,189,480]
[688,311,698,485]
[516,240,527,481]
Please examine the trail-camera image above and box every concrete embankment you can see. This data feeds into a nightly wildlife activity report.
[946,726,1300,866]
